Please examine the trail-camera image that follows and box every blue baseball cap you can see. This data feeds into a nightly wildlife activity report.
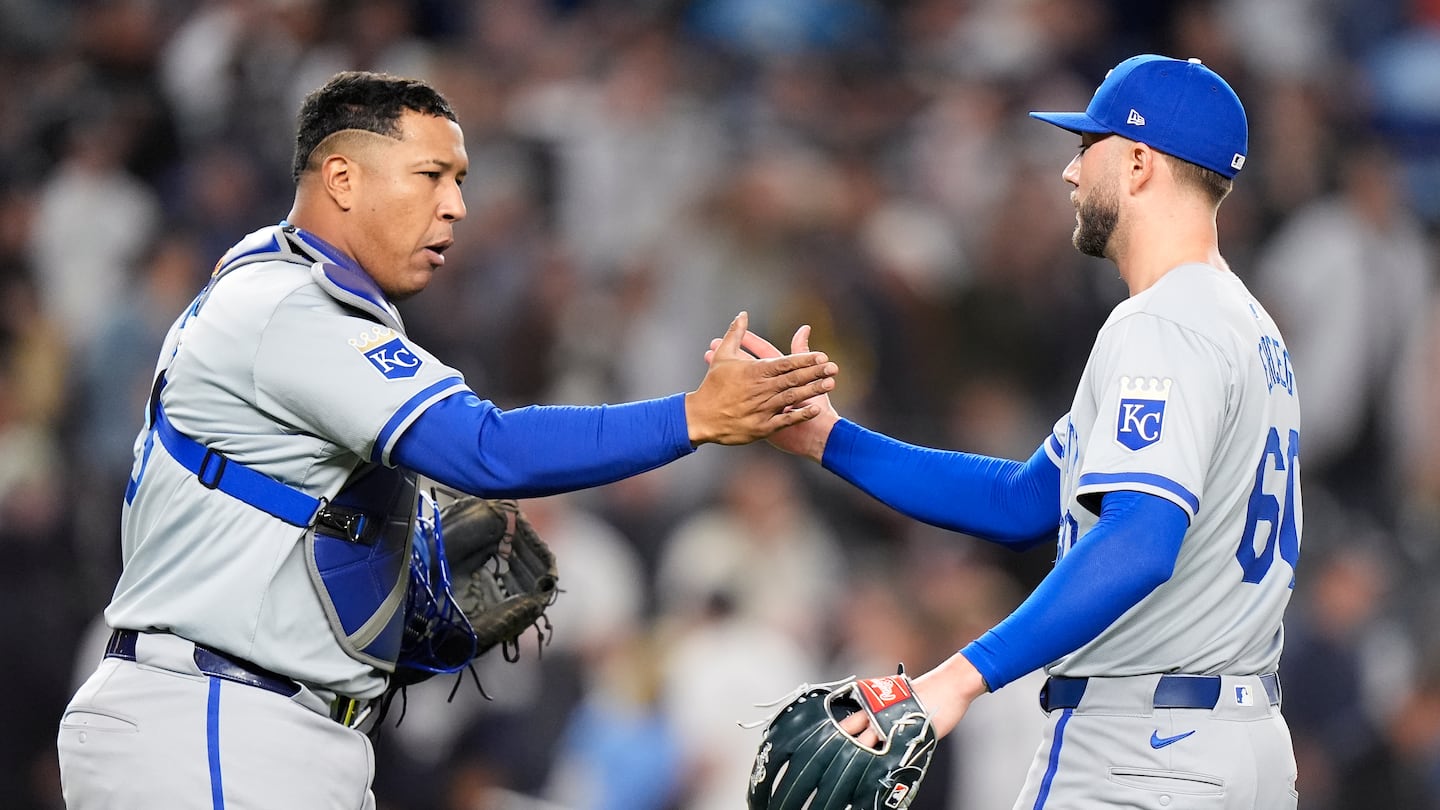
[1030,55,1248,178]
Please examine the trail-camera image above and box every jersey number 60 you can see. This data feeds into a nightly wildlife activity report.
[1235,427,1300,587]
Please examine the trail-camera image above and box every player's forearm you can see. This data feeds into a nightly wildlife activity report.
[820,419,1059,544]
[393,391,694,497]
[959,491,1187,689]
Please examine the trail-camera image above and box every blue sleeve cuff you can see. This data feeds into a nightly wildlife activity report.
[820,417,862,468]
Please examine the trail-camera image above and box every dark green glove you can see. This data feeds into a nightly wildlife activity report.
[748,670,936,810]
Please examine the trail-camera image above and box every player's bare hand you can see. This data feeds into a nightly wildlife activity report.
[686,312,838,446]
[705,322,840,461]
[838,700,881,748]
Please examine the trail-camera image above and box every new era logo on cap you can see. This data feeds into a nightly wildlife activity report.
[1029,54,1249,178]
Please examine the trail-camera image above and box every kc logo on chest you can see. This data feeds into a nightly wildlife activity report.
[1115,376,1172,450]
[351,325,423,380]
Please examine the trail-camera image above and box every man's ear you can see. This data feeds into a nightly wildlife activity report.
[1126,143,1156,194]
[320,154,357,211]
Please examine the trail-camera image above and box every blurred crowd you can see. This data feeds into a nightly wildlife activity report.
[2,0,1439,808]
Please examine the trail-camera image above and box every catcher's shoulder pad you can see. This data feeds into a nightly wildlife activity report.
[747,672,936,810]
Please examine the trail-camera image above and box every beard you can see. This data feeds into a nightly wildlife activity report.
[1072,183,1120,259]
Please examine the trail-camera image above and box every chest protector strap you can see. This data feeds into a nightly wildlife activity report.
[145,401,324,526]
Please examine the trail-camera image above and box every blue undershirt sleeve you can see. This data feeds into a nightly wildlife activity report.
[959,490,1189,690]
[391,391,695,498]
[820,418,1060,546]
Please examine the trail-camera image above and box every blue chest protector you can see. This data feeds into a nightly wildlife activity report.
[307,463,419,670]
[129,224,423,671]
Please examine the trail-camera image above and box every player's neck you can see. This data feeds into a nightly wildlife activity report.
[285,198,354,264]
[1113,209,1225,295]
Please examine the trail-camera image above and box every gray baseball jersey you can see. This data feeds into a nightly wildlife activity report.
[1016,262,1302,809]
[107,224,466,701]
[1042,263,1301,677]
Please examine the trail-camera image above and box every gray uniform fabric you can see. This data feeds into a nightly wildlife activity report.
[59,633,378,810]
[1014,674,1296,809]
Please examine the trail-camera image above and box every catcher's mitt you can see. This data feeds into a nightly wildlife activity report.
[746,669,936,810]
[439,496,560,662]
[394,494,559,690]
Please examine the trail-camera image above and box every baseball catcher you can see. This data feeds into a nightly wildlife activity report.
[747,669,936,810]
[393,490,559,689]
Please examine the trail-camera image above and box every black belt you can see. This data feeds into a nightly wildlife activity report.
[106,629,366,725]
[1040,672,1281,712]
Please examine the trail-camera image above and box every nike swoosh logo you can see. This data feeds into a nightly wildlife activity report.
[1150,729,1197,749]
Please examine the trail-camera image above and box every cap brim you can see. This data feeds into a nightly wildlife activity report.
[1028,111,1110,134]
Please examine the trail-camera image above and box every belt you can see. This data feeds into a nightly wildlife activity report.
[1040,672,1282,712]
[106,630,367,726]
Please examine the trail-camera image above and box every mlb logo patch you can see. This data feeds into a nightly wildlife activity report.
[1235,685,1253,706]
[884,766,927,809]
[1115,376,1172,450]
[350,326,423,380]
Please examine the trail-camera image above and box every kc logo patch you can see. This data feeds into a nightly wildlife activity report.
[350,325,422,380]
[1115,376,1172,450]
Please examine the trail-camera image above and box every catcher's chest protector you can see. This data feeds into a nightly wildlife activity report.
[136,224,424,672]
[305,464,419,671]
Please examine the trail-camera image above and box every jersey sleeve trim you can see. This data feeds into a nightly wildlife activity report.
[1045,432,1065,465]
[1076,471,1199,519]
[373,376,468,465]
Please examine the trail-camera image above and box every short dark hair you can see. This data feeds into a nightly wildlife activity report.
[1167,154,1234,206]
[291,71,457,183]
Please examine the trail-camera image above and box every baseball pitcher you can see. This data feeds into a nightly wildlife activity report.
[741,55,1301,810]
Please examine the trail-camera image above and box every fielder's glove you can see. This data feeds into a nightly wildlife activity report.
[440,497,559,662]
[747,668,936,810]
